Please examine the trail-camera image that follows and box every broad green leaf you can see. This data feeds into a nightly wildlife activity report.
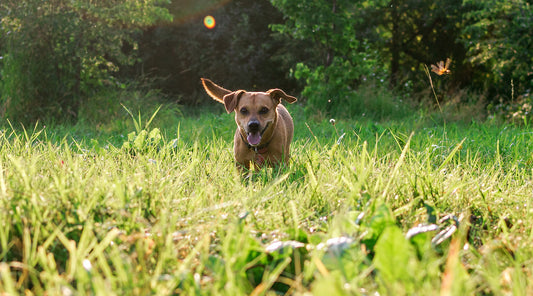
[373,225,417,292]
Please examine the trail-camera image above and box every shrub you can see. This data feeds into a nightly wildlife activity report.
[0,0,172,123]
[271,0,389,118]
[462,0,533,101]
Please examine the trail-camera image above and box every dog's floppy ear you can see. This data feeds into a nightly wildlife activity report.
[201,78,232,104]
[223,90,245,113]
[267,89,297,104]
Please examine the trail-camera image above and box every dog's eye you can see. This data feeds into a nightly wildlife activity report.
[259,107,269,115]
[240,108,248,115]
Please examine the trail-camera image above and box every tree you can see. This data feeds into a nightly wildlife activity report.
[272,0,531,111]
[462,0,533,101]
[270,0,386,115]
[0,0,172,122]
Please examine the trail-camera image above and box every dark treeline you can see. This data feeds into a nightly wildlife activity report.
[129,0,299,104]
[0,0,531,123]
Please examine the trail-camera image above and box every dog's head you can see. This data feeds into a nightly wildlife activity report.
[201,78,297,147]
[224,89,296,146]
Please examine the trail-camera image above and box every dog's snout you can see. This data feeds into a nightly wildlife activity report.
[248,120,260,132]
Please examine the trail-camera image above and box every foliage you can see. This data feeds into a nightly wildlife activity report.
[462,0,533,100]
[0,0,172,123]
[271,0,532,113]
[270,0,387,116]
[0,107,533,294]
[0,0,531,123]
[120,105,181,155]
[357,0,468,87]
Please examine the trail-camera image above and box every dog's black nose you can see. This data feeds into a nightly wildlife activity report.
[248,120,260,132]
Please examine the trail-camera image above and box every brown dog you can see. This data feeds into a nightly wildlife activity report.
[201,78,297,169]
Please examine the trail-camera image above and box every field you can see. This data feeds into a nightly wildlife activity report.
[0,104,532,295]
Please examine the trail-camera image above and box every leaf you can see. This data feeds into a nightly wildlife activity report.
[148,127,162,145]
[144,105,162,130]
[373,226,416,288]
[311,274,345,296]
[424,202,437,224]
[127,131,136,142]
[133,130,148,150]
[361,202,395,251]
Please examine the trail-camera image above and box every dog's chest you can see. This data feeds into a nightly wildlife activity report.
[235,142,276,168]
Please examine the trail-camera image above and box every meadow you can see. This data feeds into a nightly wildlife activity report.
[0,101,532,295]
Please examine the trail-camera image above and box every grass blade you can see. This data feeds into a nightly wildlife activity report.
[437,138,466,172]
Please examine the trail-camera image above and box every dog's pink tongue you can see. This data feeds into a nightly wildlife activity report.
[247,133,262,146]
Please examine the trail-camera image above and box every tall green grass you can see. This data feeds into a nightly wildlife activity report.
[0,104,532,295]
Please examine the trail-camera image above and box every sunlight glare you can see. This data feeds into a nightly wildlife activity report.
[204,15,216,29]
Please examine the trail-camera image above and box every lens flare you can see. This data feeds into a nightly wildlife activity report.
[204,15,216,29]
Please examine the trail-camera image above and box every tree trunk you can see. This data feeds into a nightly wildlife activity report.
[390,0,399,88]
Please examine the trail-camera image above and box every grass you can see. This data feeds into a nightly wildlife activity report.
[0,103,532,295]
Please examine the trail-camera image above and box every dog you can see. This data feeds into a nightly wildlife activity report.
[201,78,297,169]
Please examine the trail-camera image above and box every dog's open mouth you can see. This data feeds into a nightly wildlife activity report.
[246,122,270,147]
[247,133,262,146]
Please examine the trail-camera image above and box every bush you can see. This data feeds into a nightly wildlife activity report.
[271,0,390,118]
[462,0,533,101]
[0,0,172,123]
